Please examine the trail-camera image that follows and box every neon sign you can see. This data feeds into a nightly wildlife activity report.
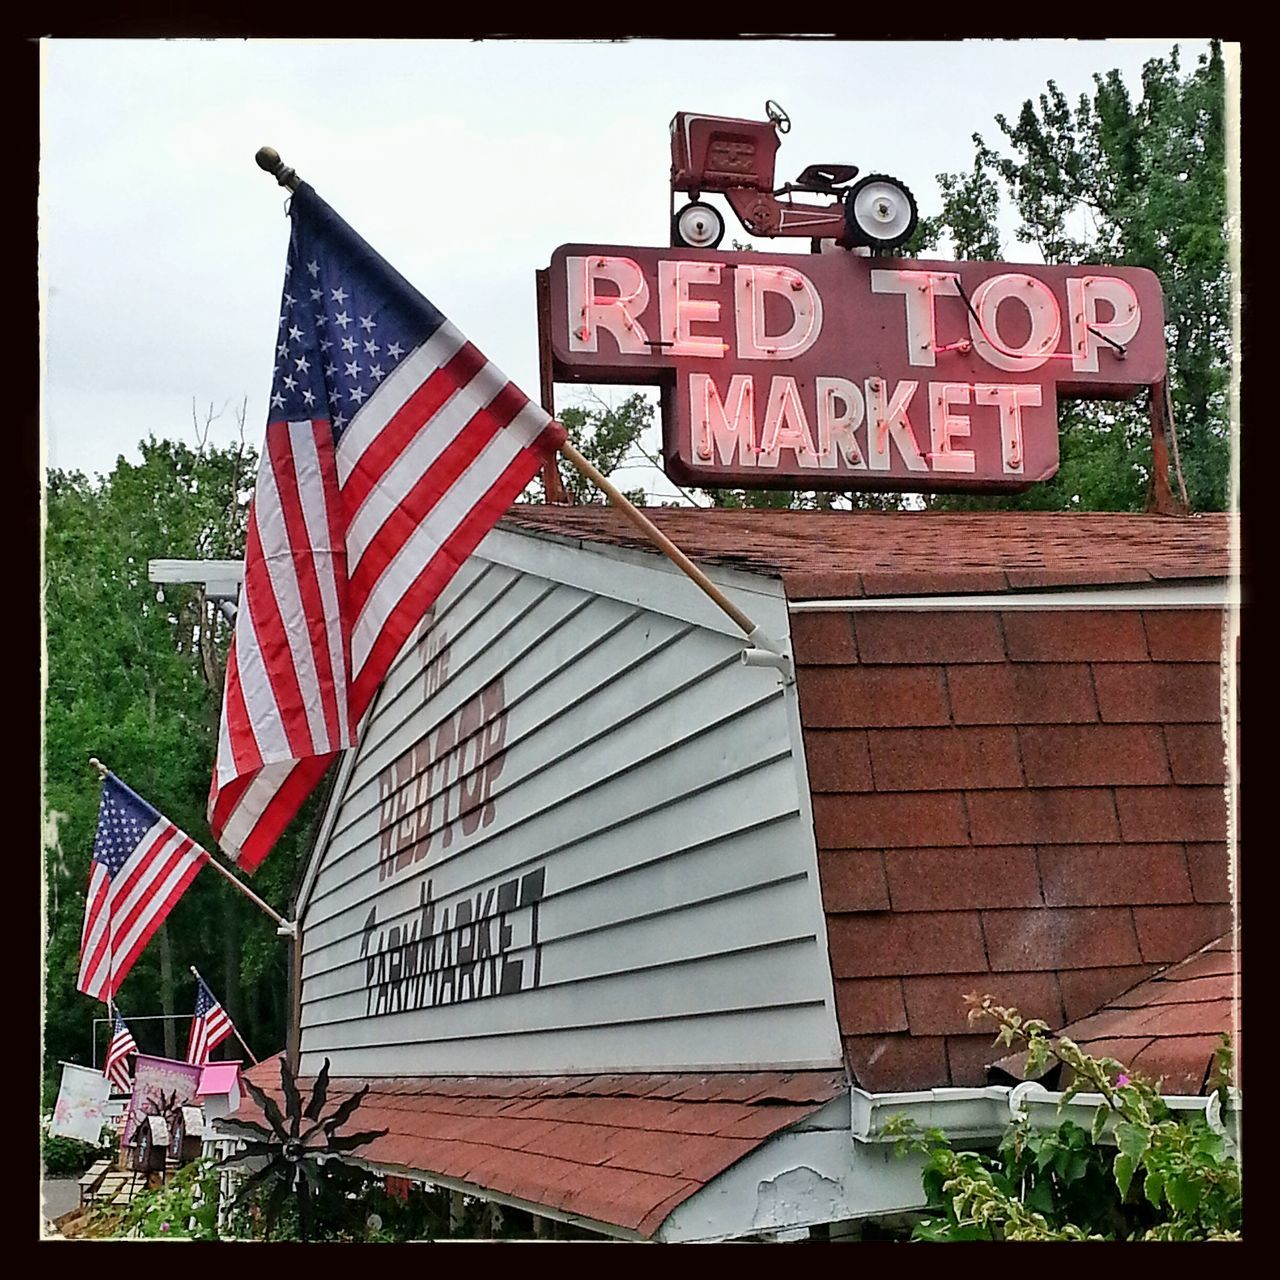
[545,246,1166,492]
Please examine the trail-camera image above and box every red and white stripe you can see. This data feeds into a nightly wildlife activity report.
[209,322,563,872]
[76,820,208,1002]
[104,1022,137,1092]
[187,1005,234,1068]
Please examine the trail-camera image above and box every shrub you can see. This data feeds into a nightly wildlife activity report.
[886,996,1241,1241]
[41,1117,116,1177]
[85,1158,223,1239]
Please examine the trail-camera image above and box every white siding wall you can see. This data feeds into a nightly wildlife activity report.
[297,528,841,1077]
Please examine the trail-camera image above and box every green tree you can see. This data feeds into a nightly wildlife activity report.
[523,391,652,506]
[917,41,1229,513]
[699,486,912,512]
[43,432,318,1089]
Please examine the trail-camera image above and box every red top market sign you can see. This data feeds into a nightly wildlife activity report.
[546,246,1166,492]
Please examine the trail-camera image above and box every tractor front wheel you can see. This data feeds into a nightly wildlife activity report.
[672,201,725,250]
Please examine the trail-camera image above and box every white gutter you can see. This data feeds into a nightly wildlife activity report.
[1009,1082,1241,1160]
[789,580,1234,611]
[852,1083,1241,1160]
[851,1085,1012,1144]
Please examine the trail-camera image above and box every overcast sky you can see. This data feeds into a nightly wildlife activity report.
[40,38,1213,498]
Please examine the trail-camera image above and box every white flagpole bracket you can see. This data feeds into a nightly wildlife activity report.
[275,920,298,939]
[741,625,795,683]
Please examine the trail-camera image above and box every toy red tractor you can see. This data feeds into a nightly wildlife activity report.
[670,100,918,252]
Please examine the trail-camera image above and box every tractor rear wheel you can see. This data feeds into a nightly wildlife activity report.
[843,175,918,250]
[673,201,725,250]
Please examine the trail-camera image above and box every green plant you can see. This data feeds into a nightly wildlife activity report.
[886,996,1240,1241]
[42,1129,104,1177]
[224,1160,449,1241]
[41,1113,118,1177]
[88,1157,223,1239]
[217,1056,388,1240]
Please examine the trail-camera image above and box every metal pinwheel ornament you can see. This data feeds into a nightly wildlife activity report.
[216,1056,387,1240]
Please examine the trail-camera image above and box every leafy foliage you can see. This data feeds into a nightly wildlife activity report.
[700,485,912,512]
[522,391,652,506]
[41,1119,115,1176]
[43,430,323,1090]
[225,1160,455,1242]
[886,997,1240,1241]
[918,41,1229,514]
[85,1157,224,1239]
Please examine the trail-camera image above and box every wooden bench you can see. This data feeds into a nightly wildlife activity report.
[78,1159,111,1207]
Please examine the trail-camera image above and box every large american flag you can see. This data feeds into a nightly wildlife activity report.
[209,183,565,872]
[104,1008,138,1092]
[77,774,208,1002]
[186,975,235,1066]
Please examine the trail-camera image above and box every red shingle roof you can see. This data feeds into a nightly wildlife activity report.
[501,508,1233,597]
[993,932,1239,1095]
[234,1069,846,1238]
[797,606,1233,1091]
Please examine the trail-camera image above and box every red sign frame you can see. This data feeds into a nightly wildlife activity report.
[545,245,1166,493]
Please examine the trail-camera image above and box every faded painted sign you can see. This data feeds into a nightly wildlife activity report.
[360,866,547,1015]
[376,623,509,881]
[297,554,844,1077]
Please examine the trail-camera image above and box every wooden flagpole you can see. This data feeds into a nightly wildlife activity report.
[192,848,288,929]
[556,440,767,643]
[252,146,780,654]
[190,965,259,1065]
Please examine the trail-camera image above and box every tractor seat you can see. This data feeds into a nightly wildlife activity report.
[788,163,859,193]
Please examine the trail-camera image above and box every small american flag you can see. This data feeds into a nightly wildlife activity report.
[208,182,565,872]
[77,774,208,1002]
[186,975,235,1066]
[103,1009,138,1092]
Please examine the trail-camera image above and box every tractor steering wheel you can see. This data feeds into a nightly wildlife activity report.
[765,99,791,134]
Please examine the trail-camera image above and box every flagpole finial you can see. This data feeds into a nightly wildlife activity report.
[88,757,108,780]
[255,146,301,192]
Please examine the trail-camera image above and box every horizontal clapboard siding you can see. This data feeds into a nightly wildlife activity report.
[297,527,842,1076]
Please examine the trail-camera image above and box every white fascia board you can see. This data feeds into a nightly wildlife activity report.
[790,578,1234,612]
[853,1082,1240,1154]
[147,557,244,583]
[479,525,787,642]
[295,746,359,923]
[656,1127,930,1242]
[147,558,244,598]
[852,1085,1013,1144]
